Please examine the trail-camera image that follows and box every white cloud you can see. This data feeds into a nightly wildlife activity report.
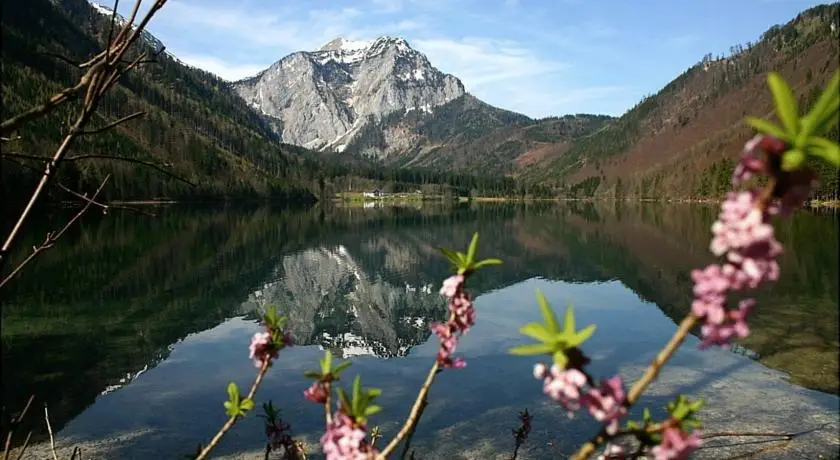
[413,37,569,87]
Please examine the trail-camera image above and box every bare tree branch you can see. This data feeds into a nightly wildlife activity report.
[44,405,57,460]
[3,395,35,460]
[64,154,196,186]
[0,0,169,270]
[0,176,110,290]
[79,111,145,135]
[56,182,109,211]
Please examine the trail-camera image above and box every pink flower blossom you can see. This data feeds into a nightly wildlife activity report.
[650,426,702,460]
[431,323,465,368]
[320,412,375,460]
[534,363,588,412]
[304,381,329,404]
[584,376,627,435]
[699,299,753,349]
[440,275,464,298]
[249,332,278,368]
[448,291,476,334]
[597,443,627,460]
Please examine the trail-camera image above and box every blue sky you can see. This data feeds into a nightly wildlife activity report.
[108,0,827,118]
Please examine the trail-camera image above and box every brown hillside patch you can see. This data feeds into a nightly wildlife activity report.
[568,39,838,186]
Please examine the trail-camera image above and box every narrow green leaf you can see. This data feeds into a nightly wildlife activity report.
[508,342,555,356]
[366,388,382,398]
[808,107,840,140]
[240,399,255,412]
[781,148,806,171]
[321,350,332,375]
[336,388,350,408]
[570,324,597,347]
[518,322,553,342]
[562,305,576,337]
[535,290,559,333]
[436,247,460,266]
[744,116,789,140]
[643,408,651,422]
[227,382,239,404]
[802,71,840,134]
[303,371,322,379]
[466,233,480,266]
[767,72,799,135]
[806,136,840,167]
[364,405,382,417]
[473,258,503,269]
[223,401,236,416]
[352,375,362,417]
[333,360,353,375]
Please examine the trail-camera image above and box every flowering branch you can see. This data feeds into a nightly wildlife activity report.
[195,306,293,460]
[377,354,442,458]
[514,70,839,460]
[378,233,501,458]
[194,359,270,460]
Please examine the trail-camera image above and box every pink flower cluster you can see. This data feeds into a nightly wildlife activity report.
[431,274,476,368]
[304,381,329,404]
[320,411,376,460]
[650,425,702,460]
[532,364,626,435]
[249,328,294,368]
[692,134,815,349]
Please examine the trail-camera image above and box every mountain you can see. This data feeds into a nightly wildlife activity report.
[1,0,324,205]
[517,3,840,201]
[234,37,466,152]
[234,37,571,168]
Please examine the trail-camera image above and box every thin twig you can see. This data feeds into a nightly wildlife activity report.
[702,431,795,440]
[64,155,195,186]
[44,405,57,460]
[56,183,109,210]
[1,152,50,162]
[0,176,110,290]
[3,395,35,460]
[194,359,272,460]
[324,383,333,426]
[12,432,31,460]
[0,0,168,271]
[570,315,699,460]
[36,52,81,66]
[378,311,459,458]
[79,111,145,135]
[398,398,428,460]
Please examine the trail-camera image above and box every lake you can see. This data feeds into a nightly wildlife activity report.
[2,202,838,459]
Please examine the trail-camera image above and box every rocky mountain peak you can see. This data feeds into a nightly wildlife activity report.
[232,35,465,151]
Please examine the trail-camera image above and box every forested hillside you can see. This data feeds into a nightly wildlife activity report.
[519,3,840,201]
[1,0,324,206]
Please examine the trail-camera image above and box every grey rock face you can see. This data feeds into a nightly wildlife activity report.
[240,244,445,359]
[232,36,465,151]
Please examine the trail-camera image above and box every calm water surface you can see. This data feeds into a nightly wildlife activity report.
[3,202,838,458]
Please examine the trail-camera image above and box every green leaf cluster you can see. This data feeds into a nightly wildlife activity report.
[746,71,840,170]
[258,400,281,426]
[437,233,503,276]
[303,349,353,382]
[508,290,596,368]
[262,305,291,351]
[223,382,255,417]
[666,395,704,431]
[336,375,383,425]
